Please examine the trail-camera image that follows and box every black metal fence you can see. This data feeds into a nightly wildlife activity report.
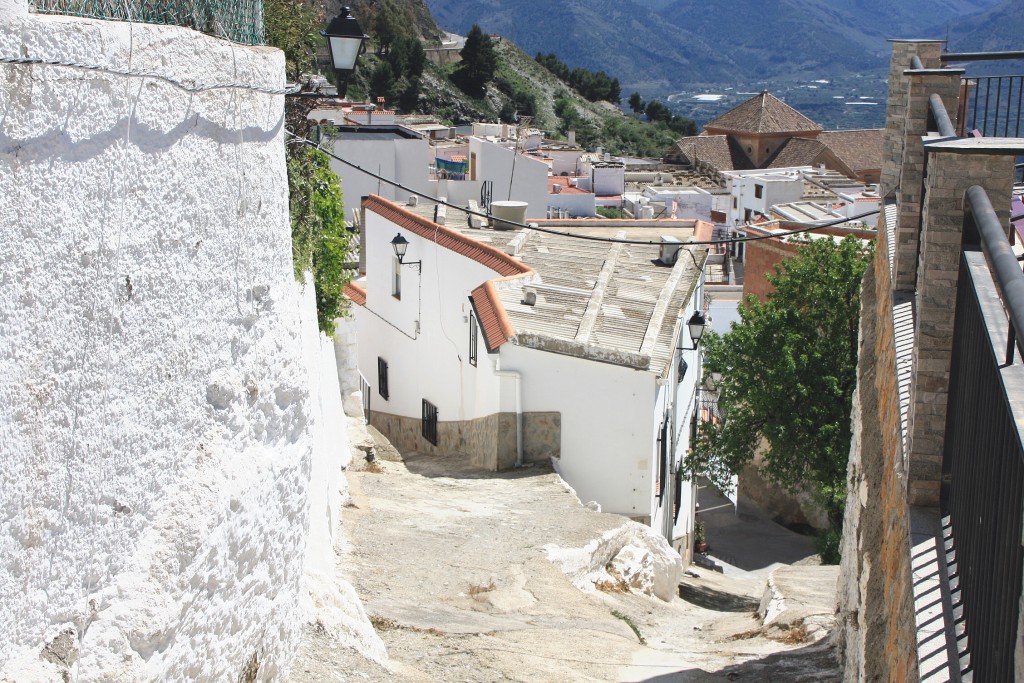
[959,75,1024,138]
[941,187,1024,681]
[32,0,265,45]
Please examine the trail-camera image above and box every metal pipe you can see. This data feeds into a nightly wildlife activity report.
[929,93,958,137]
[494,358,524,468]
[941,51,1024,62]
[966,185,1024,361]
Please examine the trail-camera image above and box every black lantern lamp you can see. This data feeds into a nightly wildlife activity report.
[391,233,421,269]
[322,7,369,97]
[687,311,707,350]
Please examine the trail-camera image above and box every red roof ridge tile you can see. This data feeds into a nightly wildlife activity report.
[344,281,366,305]
[364,195,534,351]
[363,195,530,278]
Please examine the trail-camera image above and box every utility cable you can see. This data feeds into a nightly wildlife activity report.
[0,54,292,94]
[289,131,881,247]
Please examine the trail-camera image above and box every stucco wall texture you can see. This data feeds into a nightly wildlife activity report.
[0,13,348,681]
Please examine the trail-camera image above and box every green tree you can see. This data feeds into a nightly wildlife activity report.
[685,236,871,561]
[628,92,644,114]
[262,0,321,78]
[369,60,396,101]
[456,25,497,96]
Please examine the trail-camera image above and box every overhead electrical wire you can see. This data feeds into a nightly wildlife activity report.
[286,130,882,247]
[0,54,293,94]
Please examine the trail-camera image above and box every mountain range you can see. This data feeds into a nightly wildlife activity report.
[424,0,1011,92]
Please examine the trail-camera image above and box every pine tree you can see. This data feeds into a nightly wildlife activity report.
[457,25,497,96]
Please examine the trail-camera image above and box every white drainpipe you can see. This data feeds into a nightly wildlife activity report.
[494,357,523,468]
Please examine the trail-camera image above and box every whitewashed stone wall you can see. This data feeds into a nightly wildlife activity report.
[0,13,370,681]
[297,279,383,662]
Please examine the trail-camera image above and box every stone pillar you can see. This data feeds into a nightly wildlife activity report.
[893,68,964,292]
[0,0,28,18]
[905,139,1021,506]
[880,41,945,198]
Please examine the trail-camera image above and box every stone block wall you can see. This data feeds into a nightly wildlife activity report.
[369,410,560,470]
[880,41,944,197]
[893,70,963,292]
[905,147,1016,506]
[741,236,800,302]
[837,216,919,683]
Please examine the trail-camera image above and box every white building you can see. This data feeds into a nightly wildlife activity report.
[321,125,433,224]
[346,196,708,552]
[467,136,549,218]
[625,186,714,221]
[547,176,597,218]
[722,167,812,225]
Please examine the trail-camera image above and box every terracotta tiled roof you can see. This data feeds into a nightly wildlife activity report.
[819,129,884,173]
[344,281,366,306]
[363,195,529,278]
[666,135,754,171]
[764,137,831,169]
[548,176,590,195]
[364,195,533,352]
[470,279,519,352]
[704,91,822,135]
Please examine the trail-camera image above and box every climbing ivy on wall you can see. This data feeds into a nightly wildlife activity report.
[266,0,355,335]
[287,145,352,336]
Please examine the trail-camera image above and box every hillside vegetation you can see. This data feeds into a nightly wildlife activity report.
[338,15,691,157]
[425,0,1004,93]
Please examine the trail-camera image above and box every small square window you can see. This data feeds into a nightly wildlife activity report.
[754,184,763,199]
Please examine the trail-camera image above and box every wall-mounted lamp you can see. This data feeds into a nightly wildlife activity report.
[687,311,707,350]
[391,233,421,269]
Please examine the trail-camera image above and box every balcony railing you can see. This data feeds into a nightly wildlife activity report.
[32,0,265,45]
[942,185,1024,681]
[941,51,1024,137]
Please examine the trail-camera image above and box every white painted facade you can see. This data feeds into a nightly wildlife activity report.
[352,202,703,551]
[353,211,506,428]
[468,137,549,219]
[0,12,374,681]
[724,167,812,225]
[323,128,433,224]
[547,188,597,218]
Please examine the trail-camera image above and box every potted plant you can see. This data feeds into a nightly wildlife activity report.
[694,520,708,554]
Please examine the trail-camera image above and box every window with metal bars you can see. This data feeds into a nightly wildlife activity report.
[673,468,683,523]
[377,358,389,400]
[469,311,478,366]
[422,399,438,446]
[656,421,668,502]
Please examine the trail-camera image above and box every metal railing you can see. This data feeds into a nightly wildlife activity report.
[941,52,1024,137]
[32,0,265,45]
[941,185,1024,681]
[959,76,1024,138]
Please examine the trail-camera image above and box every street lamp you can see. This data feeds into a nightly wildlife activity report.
[391,233,421,269]
[322,6,369,98]
[687,311,707,350]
